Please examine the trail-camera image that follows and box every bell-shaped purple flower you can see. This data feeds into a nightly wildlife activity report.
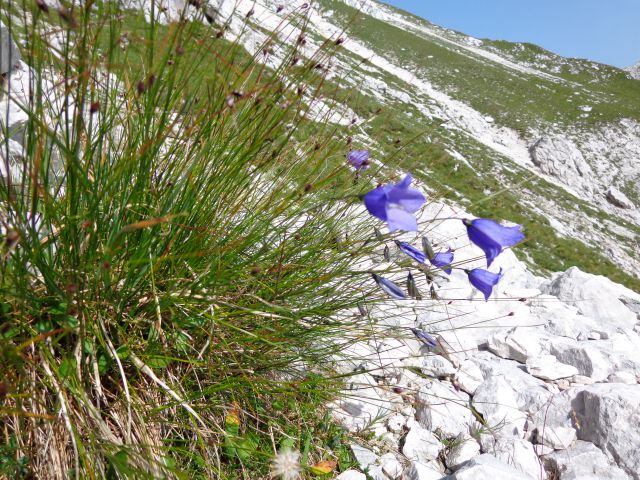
[466,268,503,301]
[348,150,370,170]
[410,328,437,348]
[430,249,454,274]
[464,219,524,267]
[364,174,425,232]
[372,274,405,300]
[396,241,426,263]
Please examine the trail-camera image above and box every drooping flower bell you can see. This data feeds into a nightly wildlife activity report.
[410,328,437,348]
[464,219,524,267]
[466,268,503,301]
[372,274,406,300]
[364,174,425,232]
[395,241,426,263]
[347,150,370,170]
[430,249,454,275]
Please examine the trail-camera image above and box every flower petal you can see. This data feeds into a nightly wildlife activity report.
[396,241,426,263]
[465,219,524,267]
[386,207,418,232]
[388,186,425,214]
[364,186,390,221]
[372,274,406,300]
[466,268,503,301]
[410,328,437,347]
[431,250,454,274]
[347,150,370,169]
[471,219,525,247]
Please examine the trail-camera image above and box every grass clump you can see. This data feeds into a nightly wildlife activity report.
[0,2,377,478]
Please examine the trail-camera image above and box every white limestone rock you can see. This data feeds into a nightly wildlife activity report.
[542,267,638,332]
[380,452,403,479]
[607,370,638,384]
[386,414,406,434]
[529,136,595,195]
[549,341,611,381]
[450,454,531,480]
[542,440,632,480]
[402,423,442,464]
[486,327,544,363]
[404,460,446,480]
[492,438,546,480]
[420,355,456,377]
[453,359,484,395]
[533,444,554,456]
[446,434,481,471]
[532,425,577,450]
[350,444,379,471]
[332,371,405,432]
[416,380,477,438]
[473,352,553,414]
[526,354,580,381]
[472,376,526,439]
[336,470,367,480]
[572,384,640,479]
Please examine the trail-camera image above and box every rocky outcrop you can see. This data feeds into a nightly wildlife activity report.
[606,186,636,209]
[331,202,640,480]
[628,61,640,80]
[529,136,595,194]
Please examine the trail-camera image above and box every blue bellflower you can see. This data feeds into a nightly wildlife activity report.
[372,274,406,300]
[348,150,370,170]
[396,241,426,263]
[430,249,454,274]
[464,219,524,267]
[410,328,437,347]
[466,268,503,301]
[364,174,425,232]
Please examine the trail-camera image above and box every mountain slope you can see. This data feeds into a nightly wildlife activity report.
[121,0,640,289]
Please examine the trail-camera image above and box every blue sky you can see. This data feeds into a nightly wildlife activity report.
[381,0,640,67]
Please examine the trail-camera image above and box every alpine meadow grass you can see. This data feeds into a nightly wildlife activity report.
[0,2,382,478]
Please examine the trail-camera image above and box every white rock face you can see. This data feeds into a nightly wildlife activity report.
[336,470,367,480]
[526,354,580,381]
[473,375,525,437]
[607,186,636,209]
[446,435,481,471]
[453,359,484,395]
[404,461,446,480]
[492,438,546,480]
[627,61,640,80]
[549,340,611,381]
[450,454,531,480]
[542,267,639,331]
[573,384,640,479]
[350,444,379,471]
[529,136,594,194]
[416,381,477,438]
[542,440,632,480]
[402,423,442,463]
[487,327,543,363]
[325,205,640,479]
[532,425,577,450]
[380,452,403,479]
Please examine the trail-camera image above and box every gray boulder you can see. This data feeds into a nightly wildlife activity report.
[542,440,631,479]
[542,267,638,332]
[450,454,531,480]
[572,384,640,479]
[606,186,635,209]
